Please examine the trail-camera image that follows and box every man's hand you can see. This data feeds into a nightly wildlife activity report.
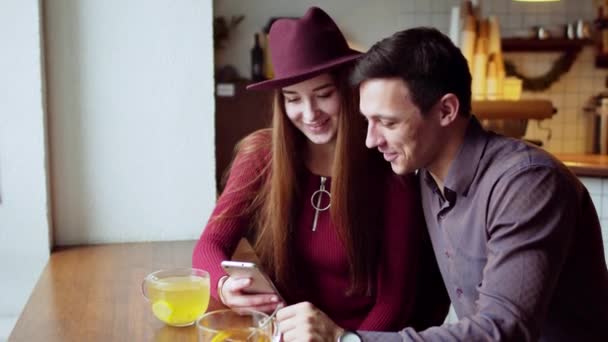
[277,302,344,342]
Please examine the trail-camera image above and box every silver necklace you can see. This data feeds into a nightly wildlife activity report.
[310,176,331,231]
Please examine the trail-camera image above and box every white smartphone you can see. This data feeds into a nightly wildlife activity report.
[221,260,283,301]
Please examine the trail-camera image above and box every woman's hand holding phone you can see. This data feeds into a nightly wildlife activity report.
[219,276,283,313]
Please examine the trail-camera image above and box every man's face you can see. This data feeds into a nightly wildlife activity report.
[359,78,440,175]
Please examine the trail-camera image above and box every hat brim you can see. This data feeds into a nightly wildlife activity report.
[246,50,362,91]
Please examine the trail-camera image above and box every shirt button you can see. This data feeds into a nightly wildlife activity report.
[444,250,450,258]
[456,288,463,298]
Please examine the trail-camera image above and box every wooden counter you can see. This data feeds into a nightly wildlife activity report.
[9,240,237,342]
[472,99,556,120]
[554,153,608,178]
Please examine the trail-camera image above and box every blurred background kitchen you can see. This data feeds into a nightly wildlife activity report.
[2,0,608,340]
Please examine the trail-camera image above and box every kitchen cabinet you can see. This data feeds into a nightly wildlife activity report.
[215,80,272,193]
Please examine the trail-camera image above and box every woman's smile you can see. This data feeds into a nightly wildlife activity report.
[305,117,331,133]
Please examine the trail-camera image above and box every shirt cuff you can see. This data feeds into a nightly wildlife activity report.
[358,331,404,342]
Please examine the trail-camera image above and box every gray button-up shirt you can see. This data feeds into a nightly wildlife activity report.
[360,117,608,341]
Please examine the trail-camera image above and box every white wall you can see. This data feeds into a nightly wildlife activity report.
[46,0,216,245]
[0,0,51,339]
[580,177,608,261]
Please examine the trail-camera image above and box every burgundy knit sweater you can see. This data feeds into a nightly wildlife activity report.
[192,132,432,331]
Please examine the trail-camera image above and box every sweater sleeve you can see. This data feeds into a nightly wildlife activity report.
[358,174,446,330]
[192,132,270,300]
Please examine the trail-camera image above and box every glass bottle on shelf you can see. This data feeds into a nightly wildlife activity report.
[595,5,608,55]
[251,33,265,81]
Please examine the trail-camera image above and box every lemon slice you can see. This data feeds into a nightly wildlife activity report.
[210,331,232,342]
[152,300,174,324]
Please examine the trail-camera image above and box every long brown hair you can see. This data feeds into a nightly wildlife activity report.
[225,66,387,298]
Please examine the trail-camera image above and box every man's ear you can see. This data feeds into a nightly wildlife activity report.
[437,93,460,127]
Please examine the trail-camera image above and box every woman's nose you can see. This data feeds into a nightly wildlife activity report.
[302,100,319,121]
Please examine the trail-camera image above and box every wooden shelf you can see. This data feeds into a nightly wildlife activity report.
[501,38,592,53]
[596,54,608,68]
[472,99,556,120]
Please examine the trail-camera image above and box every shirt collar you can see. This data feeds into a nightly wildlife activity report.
[442,115,489,197]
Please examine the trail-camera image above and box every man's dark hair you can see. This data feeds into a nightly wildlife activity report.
[351,27,472,116]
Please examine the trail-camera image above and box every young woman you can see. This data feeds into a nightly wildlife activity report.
[192,7,447,335]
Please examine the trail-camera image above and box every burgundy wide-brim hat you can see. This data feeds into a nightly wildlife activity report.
[247,7,361,91]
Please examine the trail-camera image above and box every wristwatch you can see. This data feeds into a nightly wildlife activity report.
[338,330,362,342]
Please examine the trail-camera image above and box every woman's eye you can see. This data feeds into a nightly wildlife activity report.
[381,121,395,127]
[316,91,334,99]
[285,97,300,103]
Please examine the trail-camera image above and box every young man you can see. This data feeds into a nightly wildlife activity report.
[344,27,608,341]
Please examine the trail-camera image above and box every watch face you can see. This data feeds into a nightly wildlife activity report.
[340,331,362,342]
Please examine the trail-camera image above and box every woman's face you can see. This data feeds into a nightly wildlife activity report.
[281,73,341,145]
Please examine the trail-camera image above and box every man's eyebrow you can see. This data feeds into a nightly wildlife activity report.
[282,83,334,95]
[362,113,395,120]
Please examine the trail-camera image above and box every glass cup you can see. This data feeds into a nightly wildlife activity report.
[142,268,210,327]
[196,309,275,342]
[503,77,523,100]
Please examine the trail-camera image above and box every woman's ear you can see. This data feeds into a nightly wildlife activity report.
[437,93,460,127]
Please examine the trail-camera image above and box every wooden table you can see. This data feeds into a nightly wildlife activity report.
[553,153,608,178]
[9,240,231,342]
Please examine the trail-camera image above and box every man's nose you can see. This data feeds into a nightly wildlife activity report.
[365,122,379,149]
